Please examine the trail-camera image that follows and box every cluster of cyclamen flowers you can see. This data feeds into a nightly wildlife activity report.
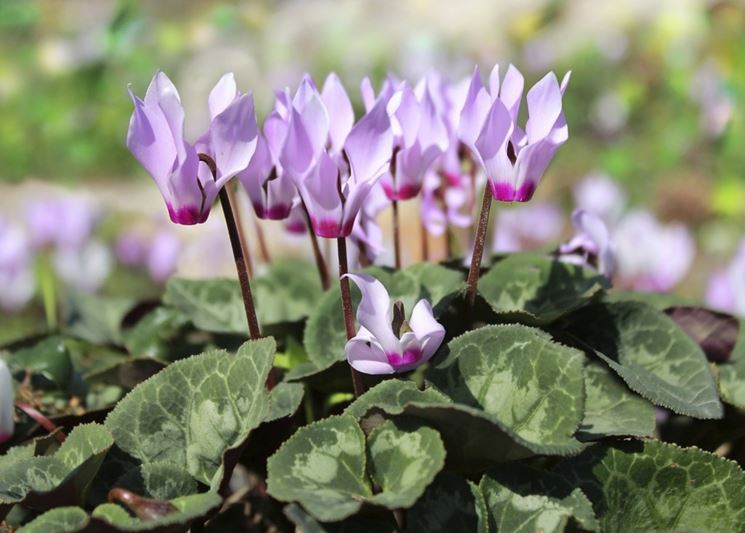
[127,64,572,377]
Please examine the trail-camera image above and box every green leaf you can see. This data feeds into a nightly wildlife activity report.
[427,325,586,454]
[163,260,324,335]
[10,335,73,388]
[578,361,656,440]
[267,415,445,522]
[556,440,745,532]
[0,423,113,517]
[104,338,275,487]
[604,290,694,310]
[266,382,304,422]
[83,357,167,390]
[123,307,192,360]
[63,291,136,345]
[565,301,723,419]
[303,264,461,374]
[343,379,451,419]
[365,418,445,509]
[478,253,608,323]
[267,416,371,522]
[17,507,89,533]
[91,492,222,531]
[114,462,199,501]
[163,277,246,334]
[480,465,599,533]
[408,472,487,533]
[717,318,745,409]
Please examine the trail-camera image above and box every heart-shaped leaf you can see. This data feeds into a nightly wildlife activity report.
[564,301,723,419]
[104,338,275,487]
[479,465,598,532]
[343,379,451,419]
[578,361,655,440]
[478,253,608,324]
[556,440,745,532]
[267,415,445,522]
[0,423,113,518]
[427,325,586,454]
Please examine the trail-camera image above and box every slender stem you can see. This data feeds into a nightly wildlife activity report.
[392,199,401,270]
[199,154,261,340]
[465,188,493,308]
[301,201,330,290]
[226,183,254,279]
[445,227,454,260]
[420,214,429,262]
[38,257,57,331]
[337,237,365,398]
[254,214,272,264]
[15,401,66,443]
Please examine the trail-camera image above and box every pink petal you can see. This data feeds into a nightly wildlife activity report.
[408,299,445,361]
[208,72,238,120]
[458,66,492,149]
[346,334,395,375]
[210,93,258,186]
[344,273,400,354]
[344,98,393,182]
[525,72,563,143]
[321,72,354,153]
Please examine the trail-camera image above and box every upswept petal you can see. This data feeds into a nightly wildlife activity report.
[321,72,354,153]
[525,72,563,143]
[209,92,258,186]
[474,99,514,197]
[281,108,317,179]
[208,72,238,120]
[344,98,393,182]
[409,299,445,360]
[144,71,187,162]
[301,151,343,236]
[388,83,421,148]
[344,273,400,355]
[458,66,492,149]
[499,64,525,121]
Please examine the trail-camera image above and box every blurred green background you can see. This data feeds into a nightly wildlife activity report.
[1,0,743,216]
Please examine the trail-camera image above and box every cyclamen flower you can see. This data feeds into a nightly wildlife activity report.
[460,65,570,202]
[53,240,112,293]
[0,358,13,444]
[493,201,564,253]
[0,219,35,312]
[379,81,449,201]
[344,273,445,374]
[614,210,694,292]
[558,209,615,278]
[26,196,96,251]
[281,78,393,238]
[705,240,745,316]
[573,172,627,224]
[127,71,258,225]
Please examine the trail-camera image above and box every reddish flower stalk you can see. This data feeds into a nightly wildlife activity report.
[226,182,254,278]
[392,199,402,270]
[199,154,261,340]
[15,401,66,443]
[420,215,429,262]
[337,237,365,397]
[465,188,493,308]
[301,201,331,290]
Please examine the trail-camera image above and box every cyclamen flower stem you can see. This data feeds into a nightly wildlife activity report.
[226,183,254,278]
[420,216,429,262]
[302,201,331,290]
[199,154,261,340]
[465,188,493,308]
[392,199,402,270]
[337,237,365,398]
[15,401,66,443]
[254,215,272,264]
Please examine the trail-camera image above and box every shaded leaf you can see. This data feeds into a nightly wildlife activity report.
[565,301,723,419]
[556,440,745,532]
[343,379,451,419]
[666,306,739,363]
[266,382,304,422]
[10,335,73,388]
[578,361,655,440]
[17,507,89,533]
[480,465,598,532]
[63,292,136,345]
[478,253,608,324]
[123,307,192,360]
[717,318,745,410]
[104,338,275,487]
[163,278,246,334]
[408,472,487,533]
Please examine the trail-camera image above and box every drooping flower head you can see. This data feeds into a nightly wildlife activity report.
[0,358,13,444]
[460,65,570,202]
[558,209,615,278]
[280,77,393,238]
[344,273,445,374]
[127,71,258,225]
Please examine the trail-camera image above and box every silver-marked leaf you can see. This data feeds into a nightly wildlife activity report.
[0,423,113,518]
[565,301,723,419]
[366,418,445,509]
[578,361,655,440]
[267,416,371,522]
[478,253,608,324]
[90,492,222,531]
[405,262,465,313]
[718,318,745,409]
[63,292,136,345]
[408,472,487,533]
[556,440,745,532]
[480,465,598,533]
[266,382,304,422]
[428,325,586,454]
[123,307,192,360]
[114,462,199,501]
[343,379,451,419]
[104,338,275,486]
[252,259,323,325]
[17,507,89,533]
[163,278,245,334]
